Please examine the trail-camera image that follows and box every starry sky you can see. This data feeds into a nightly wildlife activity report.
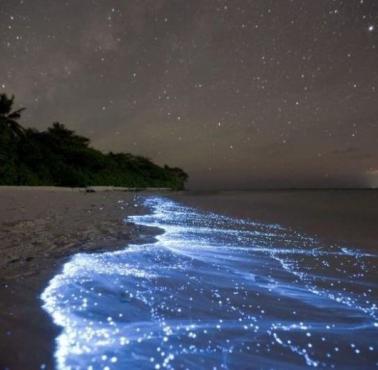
[0,0,377,189]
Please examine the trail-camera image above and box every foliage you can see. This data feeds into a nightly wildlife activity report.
[0,94,188,189]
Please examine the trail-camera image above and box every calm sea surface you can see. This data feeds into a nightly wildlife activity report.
[41,195,377,369]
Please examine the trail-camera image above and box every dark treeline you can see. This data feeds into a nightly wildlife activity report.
[0,94,188,189]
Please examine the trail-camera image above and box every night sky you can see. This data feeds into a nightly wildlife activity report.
[0,0,377,189]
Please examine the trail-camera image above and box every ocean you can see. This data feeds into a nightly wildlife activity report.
[41,194,378,369]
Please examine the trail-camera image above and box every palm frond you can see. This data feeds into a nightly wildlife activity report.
[8,108,26,120]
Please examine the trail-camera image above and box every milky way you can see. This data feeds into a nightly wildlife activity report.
[0,1,377,188]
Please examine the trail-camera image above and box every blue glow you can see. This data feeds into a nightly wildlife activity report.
[41,196,378,369]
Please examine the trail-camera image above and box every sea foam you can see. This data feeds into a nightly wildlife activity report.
[41,196,378,369]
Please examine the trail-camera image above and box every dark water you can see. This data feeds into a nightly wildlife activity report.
[41,196,378,369]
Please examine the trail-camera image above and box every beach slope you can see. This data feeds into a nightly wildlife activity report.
[0,187,154,369]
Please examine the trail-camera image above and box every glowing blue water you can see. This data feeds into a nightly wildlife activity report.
[41,197,378,369]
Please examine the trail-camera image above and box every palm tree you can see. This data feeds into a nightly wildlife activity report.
[0,94,25,138]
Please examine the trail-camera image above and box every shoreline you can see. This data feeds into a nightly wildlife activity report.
[2,188,377,369]
[0,188,162,370]
[0,185,174,193]
[30,192,378,369]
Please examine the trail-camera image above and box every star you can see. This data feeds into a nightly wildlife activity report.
[0,0,377,189]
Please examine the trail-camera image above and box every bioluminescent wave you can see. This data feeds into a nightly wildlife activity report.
[41,197,378,369]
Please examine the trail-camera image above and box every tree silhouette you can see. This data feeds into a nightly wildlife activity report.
[0,93,188,189]
[0,94,25,139]
[47,122,90,147]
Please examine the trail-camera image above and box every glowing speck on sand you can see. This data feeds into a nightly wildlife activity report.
[41,197,378,369]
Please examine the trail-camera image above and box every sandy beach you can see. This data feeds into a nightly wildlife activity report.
[1,188,377,369]
[0,187,161,370]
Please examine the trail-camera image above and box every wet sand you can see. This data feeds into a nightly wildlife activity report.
[0,188,159,370]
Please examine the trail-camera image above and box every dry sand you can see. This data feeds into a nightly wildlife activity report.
[0,187,160,370]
